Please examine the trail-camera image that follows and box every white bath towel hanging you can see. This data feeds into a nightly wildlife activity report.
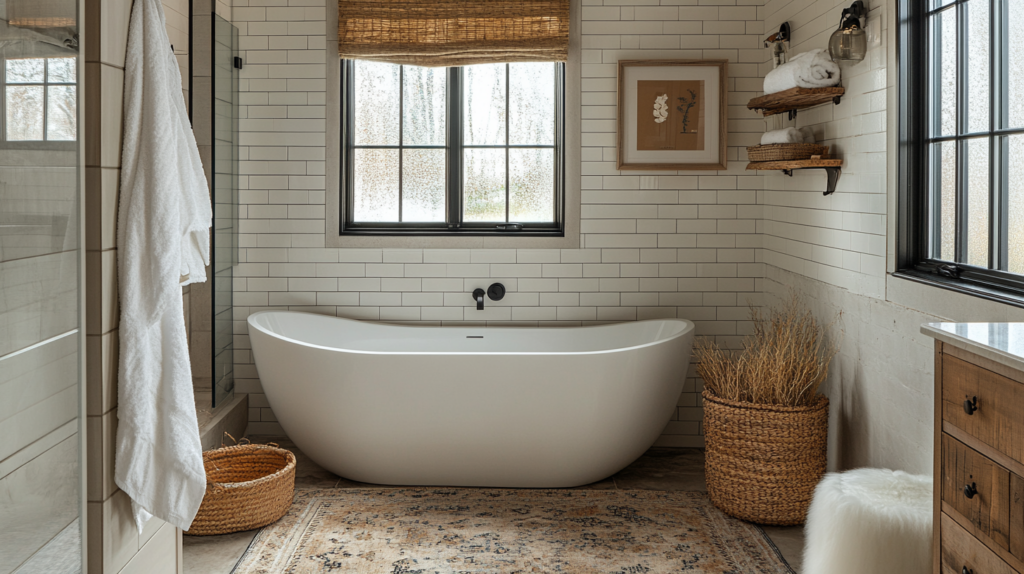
[115,0,211,533]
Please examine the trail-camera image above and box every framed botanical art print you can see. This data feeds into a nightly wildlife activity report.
[617,59,728,171]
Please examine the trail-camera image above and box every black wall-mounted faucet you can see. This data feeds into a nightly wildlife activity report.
[471,283,506,310]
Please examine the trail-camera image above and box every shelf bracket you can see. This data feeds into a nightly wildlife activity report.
[822,166,841,195]
[788,109,798,121]
[779,166,842,195]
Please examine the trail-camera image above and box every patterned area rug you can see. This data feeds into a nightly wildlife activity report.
[232,489,794,573]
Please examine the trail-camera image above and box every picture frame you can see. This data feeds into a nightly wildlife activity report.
[617,59,729,171]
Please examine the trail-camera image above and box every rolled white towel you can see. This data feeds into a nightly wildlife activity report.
[763,49,841,94]
[761,127,805,145]
[800,127,816,143]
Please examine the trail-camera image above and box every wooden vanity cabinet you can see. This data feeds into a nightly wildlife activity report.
[934,341,1024,574]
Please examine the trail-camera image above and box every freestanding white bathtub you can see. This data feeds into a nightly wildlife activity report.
[247,311,694,488]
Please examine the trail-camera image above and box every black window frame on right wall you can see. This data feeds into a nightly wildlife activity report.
[897,0,1024,306]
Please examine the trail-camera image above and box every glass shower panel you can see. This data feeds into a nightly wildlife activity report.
[0,6,83,574]
[211,14,238,409]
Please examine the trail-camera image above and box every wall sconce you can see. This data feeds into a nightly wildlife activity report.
[828,1,867,62]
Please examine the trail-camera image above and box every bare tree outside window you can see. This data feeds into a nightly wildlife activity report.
[5,57,77,142]
[343,59,562,234]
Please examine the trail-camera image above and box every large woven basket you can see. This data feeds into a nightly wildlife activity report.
[747,143,829,162]
[703,391,829,526]
[185,442,296,536]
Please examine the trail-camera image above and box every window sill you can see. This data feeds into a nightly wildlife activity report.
[0,142,76,151]
[340,228,564,238]
[892,269,1024,310]
[328,230,578,250]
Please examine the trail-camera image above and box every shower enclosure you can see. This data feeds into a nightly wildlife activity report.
[0,0,84,572]
[211,14,238,409]
[191,7,239,412]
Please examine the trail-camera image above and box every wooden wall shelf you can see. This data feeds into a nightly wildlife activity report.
[747,87,845,119]
[746,158,843,195]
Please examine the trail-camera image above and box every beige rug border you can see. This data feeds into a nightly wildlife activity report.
[230,488,796,574]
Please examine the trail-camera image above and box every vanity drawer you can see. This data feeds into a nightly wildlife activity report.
[942,433,1012,550]
[941,513,1018,574]
[943,354,1024,465]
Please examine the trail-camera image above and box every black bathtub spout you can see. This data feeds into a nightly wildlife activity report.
[472,288,486,310]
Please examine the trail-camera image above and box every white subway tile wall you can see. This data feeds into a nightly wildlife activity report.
[761,0,888,298]
[80,0,191,570]
[757,0,967,475]
[230,0,770,445]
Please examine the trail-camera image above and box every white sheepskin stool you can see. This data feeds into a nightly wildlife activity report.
[803,468,932,574]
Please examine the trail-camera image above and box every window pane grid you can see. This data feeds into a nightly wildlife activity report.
[2,57,77,143]
[352,62,448,223]
[928,126,1024,140]
[899,0,1024,302]
[927,0,959,17]
[344,59,561,233]
[461,64,558,224]
[924,0,1011,271]
[398,65,403,222]
[501,63,505,224]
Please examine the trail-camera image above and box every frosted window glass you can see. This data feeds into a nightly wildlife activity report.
[463,148,506,222]
[509,63,555,145]
[1010,136,1024,274]
[346,60,560,228]
[967,0,990,133]
[933,141,956,262]
[47,58,75,83]
[402,149,446,222]
[464,64,506,145]
[402,66,445,146]
[966,138,990,267]
[353,149,399,221]
[7,58,43,83]
[509,148,554,222]
[7,86,44,140]
[1010,1,1024,128]
[47,86,76,141]
[354,61,400,146]
[930,11,957,137]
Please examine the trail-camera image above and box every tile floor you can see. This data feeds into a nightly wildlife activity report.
[183,439,805,573]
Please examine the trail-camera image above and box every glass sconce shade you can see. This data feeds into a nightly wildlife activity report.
[829,24,867,61]
[828,1,868,61]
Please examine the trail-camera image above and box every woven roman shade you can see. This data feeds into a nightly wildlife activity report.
[338,0,569,67]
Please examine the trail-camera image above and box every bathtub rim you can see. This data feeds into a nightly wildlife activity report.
[247,310,694,357]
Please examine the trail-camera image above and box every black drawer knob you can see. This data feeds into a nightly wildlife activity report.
[964,482,977,499]
[963,567,973,574]
[963,396,978,415]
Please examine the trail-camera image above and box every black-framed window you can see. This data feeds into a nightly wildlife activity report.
[898,0,1024,304]
[1,56,77,147]
[340,60,565,236]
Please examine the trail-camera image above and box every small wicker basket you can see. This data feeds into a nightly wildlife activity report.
[703,391,829,526]
[185,439,296,536]
[747,143,829,162]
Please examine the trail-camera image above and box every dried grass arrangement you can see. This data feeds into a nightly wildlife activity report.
[695,293,838,407]
[698,292,839,525]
